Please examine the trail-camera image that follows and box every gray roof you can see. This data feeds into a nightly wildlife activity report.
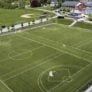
[85,2,92,7]
[62,1,79,7]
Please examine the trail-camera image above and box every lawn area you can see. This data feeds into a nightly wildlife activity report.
[0,8,54,26]
[74,21,92,30]
[56,18,92,30]
[0,81,12,92]
[0,23,92,92]
[88,14,92,18]
[56,18,73,25]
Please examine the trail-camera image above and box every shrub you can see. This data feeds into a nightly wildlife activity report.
[0,1,18,9]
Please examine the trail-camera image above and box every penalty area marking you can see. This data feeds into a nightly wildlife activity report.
[8,45,44,61]
[8,49,33,61]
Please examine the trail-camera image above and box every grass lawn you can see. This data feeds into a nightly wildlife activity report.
[56,18,73,25]
[0,23,92,92]
[88,14,92,18]
[56,18,92,30]
[74,21,92,30]
[0,8,54,26]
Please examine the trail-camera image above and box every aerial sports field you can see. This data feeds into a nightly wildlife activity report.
[0,22,92,92]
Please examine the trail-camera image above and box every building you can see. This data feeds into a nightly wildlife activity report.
[62,0,92,8]
[50,0,58,6]
[85,2,92,7]
[62,1,79,7]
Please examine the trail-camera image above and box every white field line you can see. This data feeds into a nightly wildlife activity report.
[0,23,55,62]
[70,46,92,55]
[76,39,92,48]
[3,52,61,81]
[38,65,77,92]
[24,26,92,54]
[0,46,44,77]
[47,68,72,83]
[29,23,92,50]
[54,23,92,47]
[0,44,44,63]
[25,32,92,56]
[75,78,92,92]
[55,23,92,33]
[73,38,92,47]
[53,23,92,47]
[0,79,13,92]
[24,31,57,44]
[29,23,55,30]
[71,64,90,78]
[8,45,44,60]
[19,35,91,63]
[48,64,90,92]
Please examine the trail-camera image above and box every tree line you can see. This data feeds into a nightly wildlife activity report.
[0,0,72,9]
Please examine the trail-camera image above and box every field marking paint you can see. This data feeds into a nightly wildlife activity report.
[27,23,92,50]
[8,45,44,61]
[76,39,92,48]
[3,52,61,81]
[38,65,81,92]
[0,79,13,92]
[48,64,90,92]
[75,78,92,92]
[73,38,92,47]
[29,23,55,30]
[24,23,92,56]
[71,64,92,92]
[24,32,92,57]
[70,46,92,55]
[19,34,91,63]
[47,69,71,83]
[0,45,44,77]
[26,22,92,51]
[8,49,33,61]
[0,43,44,63]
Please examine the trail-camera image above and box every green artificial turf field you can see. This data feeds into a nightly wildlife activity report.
[0,23,92,92]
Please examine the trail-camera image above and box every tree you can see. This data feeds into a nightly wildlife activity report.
[31,0,41,7]
[18,0,25,8]
[40,0,48,5]
[0,0,18,9]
